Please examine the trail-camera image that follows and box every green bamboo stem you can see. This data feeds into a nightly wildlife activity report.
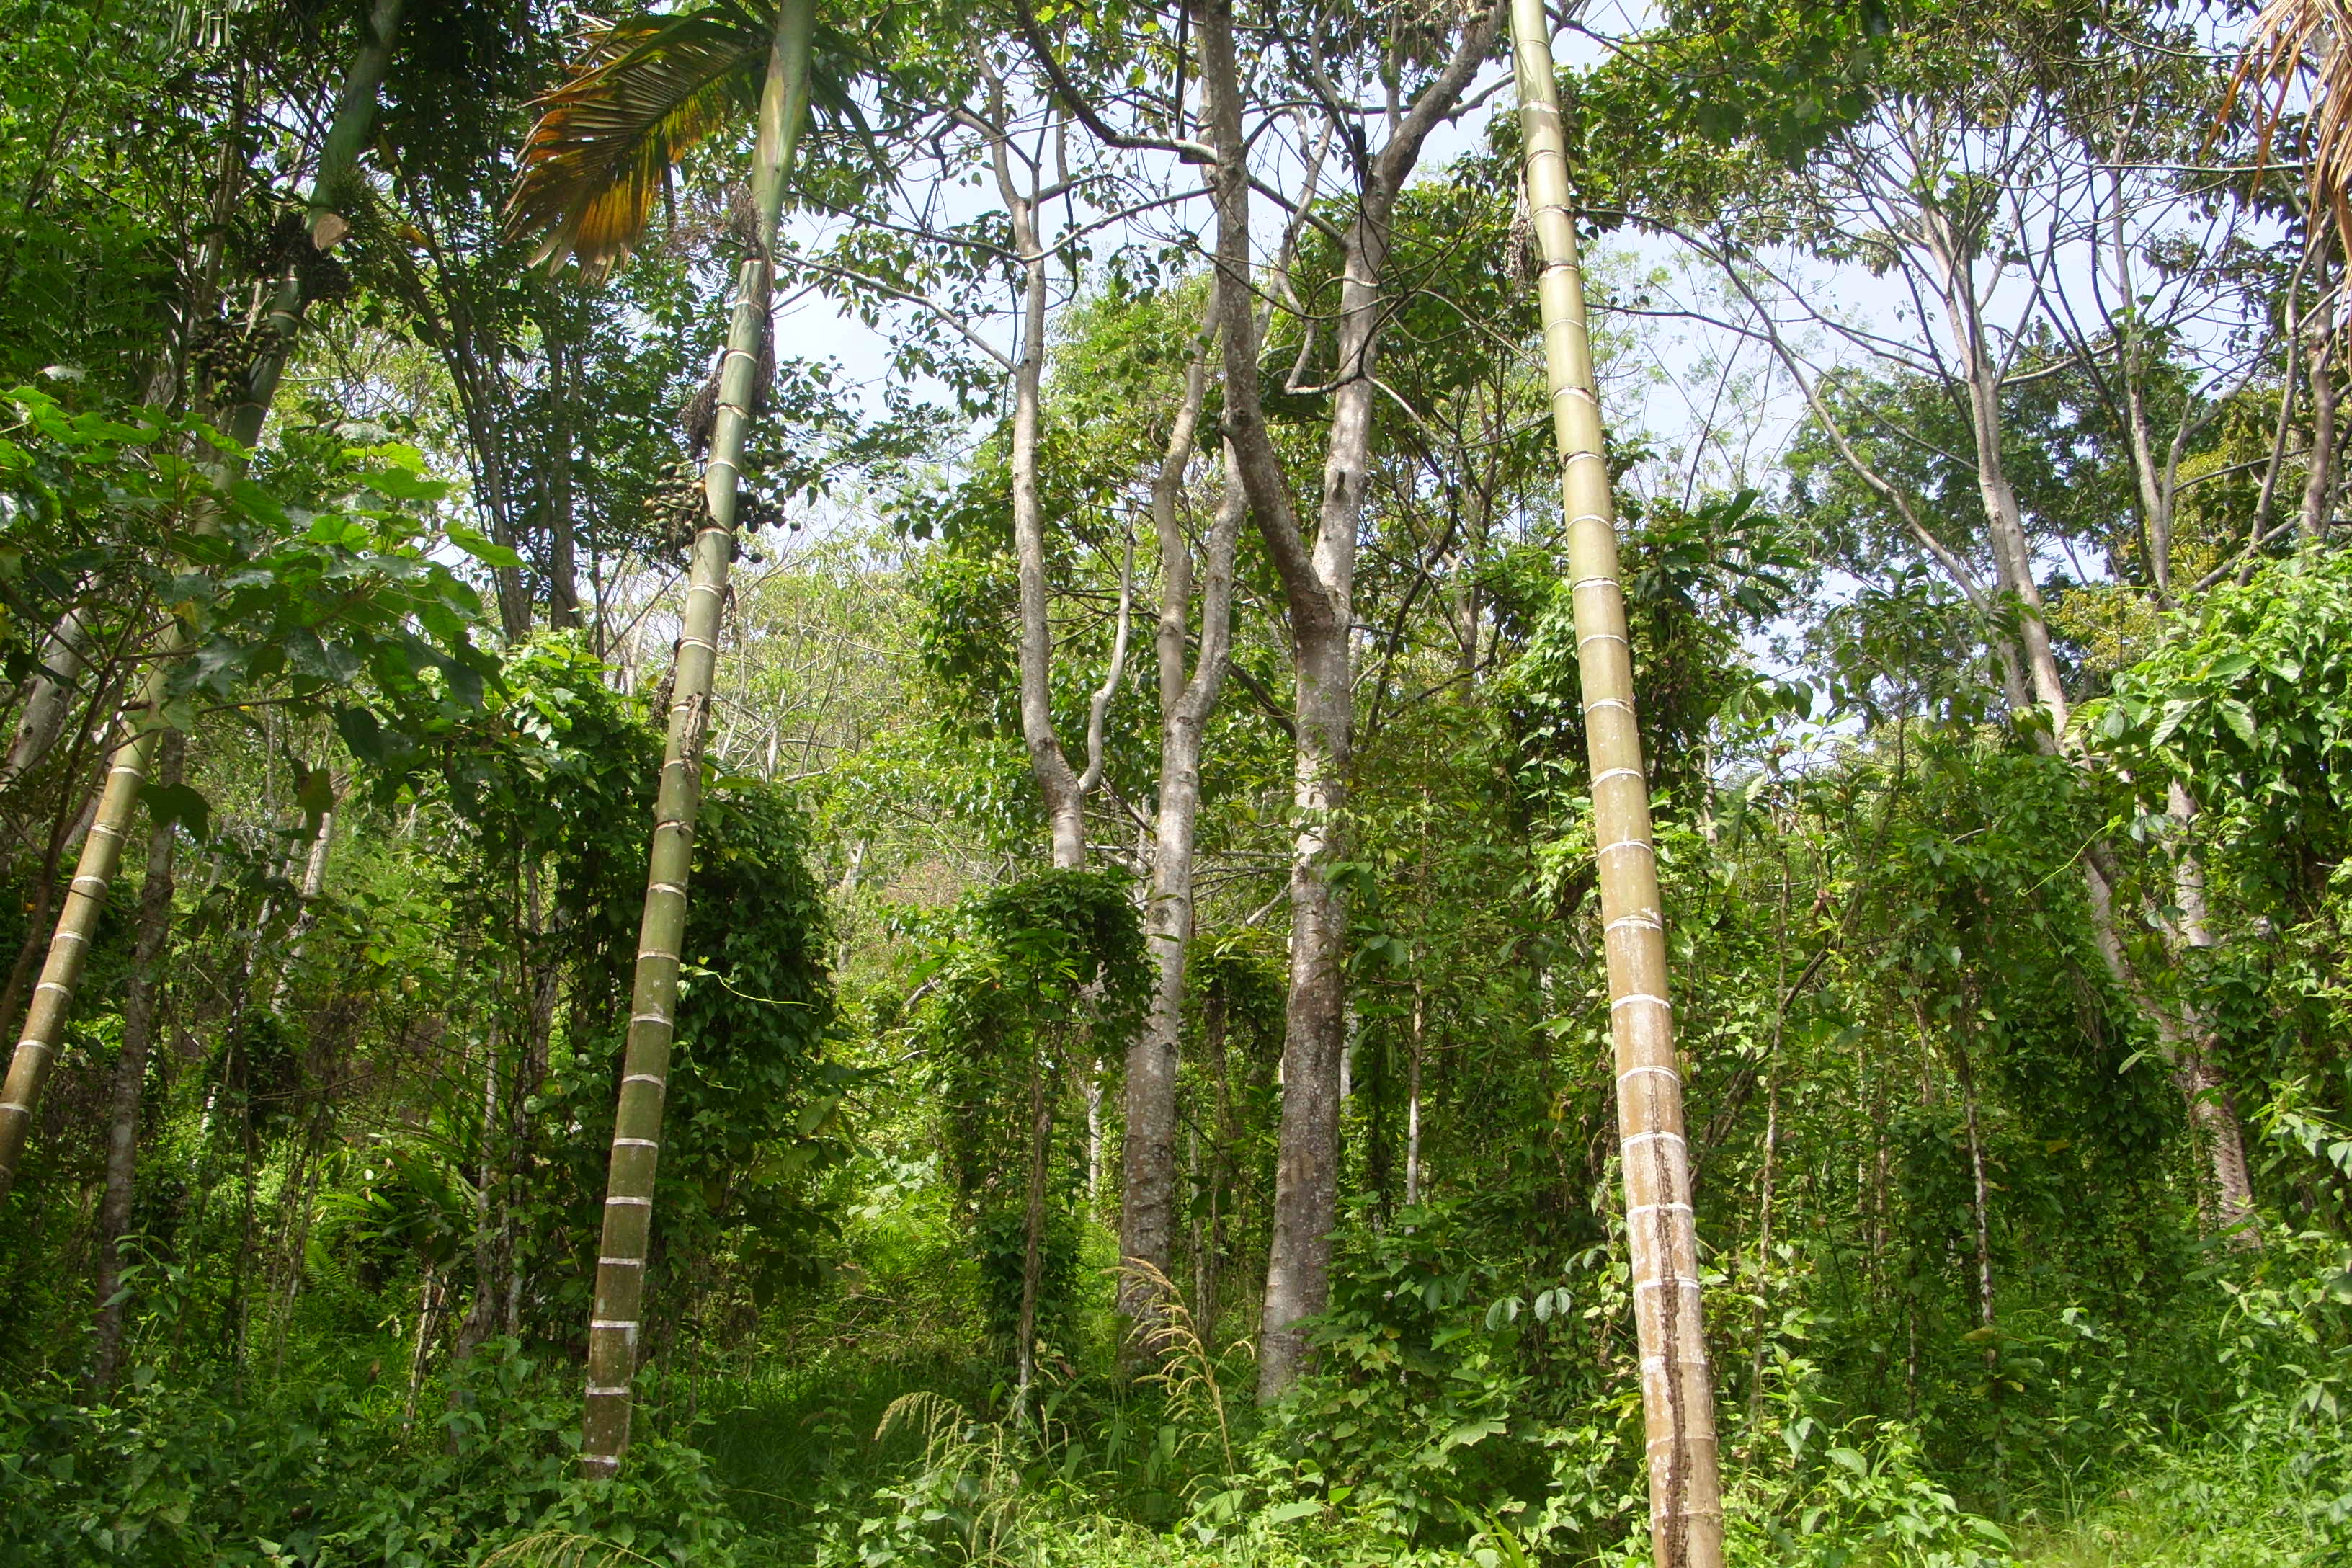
[1509,4,1724,1565]
[231,0,406,450]
[0,716,164,1198]
[0,0,404,1203]
[579,0,813,1481]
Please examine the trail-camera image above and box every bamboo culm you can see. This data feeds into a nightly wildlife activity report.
[578,0,813,1480]
[1509,3,1725,1564]
[0,0,405,1203]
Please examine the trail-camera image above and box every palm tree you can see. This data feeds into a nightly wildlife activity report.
[504,0,859,1479]
[1508,3,1724,1564]
[0,0,407,1204]
[2235,0,2352,262]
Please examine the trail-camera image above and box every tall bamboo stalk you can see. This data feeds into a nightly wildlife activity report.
[579,0,812,1481]
[0,0,405,1203]
[1509,4,1724,1564]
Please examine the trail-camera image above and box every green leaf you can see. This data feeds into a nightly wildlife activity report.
[446,522,524,569]
[138,780,210,840]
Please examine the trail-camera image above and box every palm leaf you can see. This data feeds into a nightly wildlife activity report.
[2229,0,2352,259]
[505,0,869,280]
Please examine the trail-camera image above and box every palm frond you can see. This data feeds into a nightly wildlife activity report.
[504,1,870,281]
[2230,0,2352,260]
[505,5,767,278]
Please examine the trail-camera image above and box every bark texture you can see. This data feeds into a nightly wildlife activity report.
[1512,4,1724,1561]
[579,0,811,1479]
[1,607,94,796]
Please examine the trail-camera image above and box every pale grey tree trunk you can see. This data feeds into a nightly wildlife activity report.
[1119,315,1243,1331]
[1,608,94,796]
[982,82,1096,871]
[2299,281,2338,545]
[2162,781,2260,1245]
[1198,0,1502,1403]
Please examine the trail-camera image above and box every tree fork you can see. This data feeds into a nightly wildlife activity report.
[578,0,813,1480]
[1510,3,1724,1563]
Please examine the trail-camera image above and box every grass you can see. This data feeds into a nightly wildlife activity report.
[2010,1446,2344,1567]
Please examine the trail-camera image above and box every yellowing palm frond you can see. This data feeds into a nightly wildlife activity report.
[2230,0,2352,259]
[505,0,865,280]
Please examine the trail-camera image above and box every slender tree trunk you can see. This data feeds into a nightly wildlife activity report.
[1404,984,1424,1206]
[469,359,533,643]
[270,807,335,1013]
[548,328,583,629]
[1015,1056,1051,1419]
[1199,987,1231,1349]
[89,732,184,1391]
[1948,1010,1997,1371]
[1512,5,1722,1562]
[404,1263,443,1432]
[1923,214,2067,725]
[1744,1054,1781,1438]
[0,714,165,1200]
[1119,369,1245,1331]
[229,0,404,450]
[2163,782,2261,1246]
[579,0,811,1479]
[989,97,1087,870]
[1084,1068,1104,1204]
[1198,0,1498,1404]
[458,1028,504,1367]
[1,607,94,796]
[2299,280,2338,546]
[0,0,401,1200]
[2080,841,2261,1248]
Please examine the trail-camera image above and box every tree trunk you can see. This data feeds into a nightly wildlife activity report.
[228,0,405,450]
[1198,0,1500,1405]
[269,806,336,1014]
[1404,984,1424,1206]
[1512,4,1723,1562]
[89,732,183,1392]
[2163,781,2261,1247]
[1015,1056,1051,1419]
[1922,211,2067,726]
[989,92,1087,870]
[579,0,811,1479]
[548,326,583,629]
[0,711,166,1200]
[1744,1052,1781,1437]
[1,607,94,796]
[1948,1008,1997,1374]
[1118,334,1242,1329]
[2299,280,2338,546]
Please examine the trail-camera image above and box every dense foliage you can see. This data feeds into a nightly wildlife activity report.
[6,0,2352,1564]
